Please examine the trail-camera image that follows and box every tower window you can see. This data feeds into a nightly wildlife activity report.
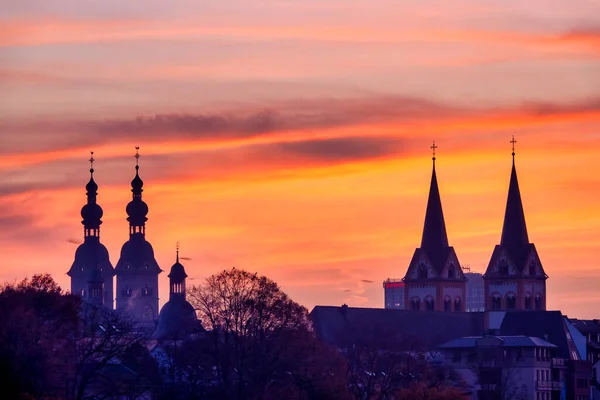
[454,297,461,312]
[444,296,452,312]
[506,294,516,309]
[418,264,428,279]
[492,294,502,311]
[425,297,435,311]
[411,298,420,311]
[535,294,542,310]
[497,260,508,275]
[448,264,455,279]
[525,294,532,309]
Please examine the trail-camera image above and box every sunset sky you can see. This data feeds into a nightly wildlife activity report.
[1,1,599,318]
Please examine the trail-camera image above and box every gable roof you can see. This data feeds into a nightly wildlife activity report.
[310,306,485,350]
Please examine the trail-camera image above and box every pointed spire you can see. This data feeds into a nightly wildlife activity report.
[500,136,529,255]
[421,141,449,250]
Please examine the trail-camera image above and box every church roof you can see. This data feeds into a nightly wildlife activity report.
[311,306,578,361]
[310,306,485,350]
[153,297,202,340]
[499,157,531,269]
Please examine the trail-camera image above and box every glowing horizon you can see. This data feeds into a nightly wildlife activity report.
[1,0,599,318]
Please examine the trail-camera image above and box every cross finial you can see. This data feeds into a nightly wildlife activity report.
[510,135,517,157]
[430,141,438,162]
[89,151,95,173]
[134,146,140,169]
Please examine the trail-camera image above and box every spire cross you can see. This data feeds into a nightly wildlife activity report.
[430,141,438,161]
[510,135,517,157]
[89,151,95,172]
[134,146,140,167]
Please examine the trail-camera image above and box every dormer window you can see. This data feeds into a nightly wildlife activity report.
[448,264,455,279]
[497,260,508,275]
[418,264,428,279]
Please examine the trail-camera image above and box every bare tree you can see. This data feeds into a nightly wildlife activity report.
[65,305,153,400]
[187,267,350,400]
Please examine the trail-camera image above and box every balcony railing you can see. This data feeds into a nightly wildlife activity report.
[536,381,563,391]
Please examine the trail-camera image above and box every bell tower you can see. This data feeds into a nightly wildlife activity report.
[67,152,114,308]
[115,147,162,327]
[483,136,548,311]
[402,142,467,311]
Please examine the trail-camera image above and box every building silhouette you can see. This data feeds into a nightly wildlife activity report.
[67,152,115,309]
[483,140,548,312]
[401,143,467,312]
[154,245,200,340]
[114,148,162,327]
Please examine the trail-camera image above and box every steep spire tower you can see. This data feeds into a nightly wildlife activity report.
[115,147,162,327]
[483,136,547,311]
[402,142,466,312]
[67,152,115,308]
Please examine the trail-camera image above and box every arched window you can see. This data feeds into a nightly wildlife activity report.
[506,293,516,310]
[492,294,502,311]
[81,289,85,297]
[123,287,132,297]
[418,264,428,279]
[425,297,435,311]
[454,297,461,312]
[411,298,421,311]
[524,294,532,310]
[497,260,508,275]
[448,264,456,279]
[444,296,452,312]
[534,294,542,310]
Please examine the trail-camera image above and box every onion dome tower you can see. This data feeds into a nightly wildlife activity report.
[402,142,466,312]
[67,152,115,308]
[115,147,162,327]
[483,136,547,311]
[154,243,201,340]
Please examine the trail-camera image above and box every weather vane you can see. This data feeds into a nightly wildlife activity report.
[430,141,438,161]
[135,146,140,165]
[510,135,517,157]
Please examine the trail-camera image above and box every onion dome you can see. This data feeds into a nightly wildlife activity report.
[126,147,149,231]
[168,245,188,282]
[81,152,103,235]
